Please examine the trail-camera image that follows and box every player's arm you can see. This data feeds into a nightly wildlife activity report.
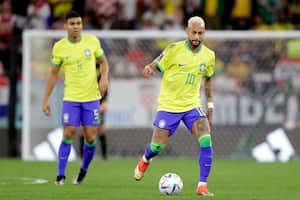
[204,76,213,125]
[97,56,109,96]
[143,63,159,78]
[204,51,215,125]
[144,44,174,78]
[42,66,60,116]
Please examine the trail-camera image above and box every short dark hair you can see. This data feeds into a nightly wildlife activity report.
[65,11,81,21]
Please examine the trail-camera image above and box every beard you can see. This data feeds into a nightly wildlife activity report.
[189,39,201,49]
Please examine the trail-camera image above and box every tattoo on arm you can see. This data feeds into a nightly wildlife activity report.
[204,77,213,102]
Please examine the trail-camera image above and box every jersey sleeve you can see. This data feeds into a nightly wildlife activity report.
[94,37,104,59]
[203,51,215,78]
[51,43,62,67]
[153,43,175,72]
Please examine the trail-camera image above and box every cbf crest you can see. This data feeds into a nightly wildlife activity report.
[199,64,206,72]
[84,49,92,58]
[157,53,164,61]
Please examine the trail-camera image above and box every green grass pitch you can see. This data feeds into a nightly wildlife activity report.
[0,158,299,200]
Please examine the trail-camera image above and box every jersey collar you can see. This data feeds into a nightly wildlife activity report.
[185,40,202,54]
[67,35,82,44]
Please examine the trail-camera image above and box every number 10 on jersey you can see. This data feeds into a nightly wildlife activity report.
[185,73,196,85]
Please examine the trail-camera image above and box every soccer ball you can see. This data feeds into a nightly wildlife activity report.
[158,173,183,195]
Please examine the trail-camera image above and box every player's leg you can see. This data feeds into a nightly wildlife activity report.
[98,112,107,160]
[73,100,100,184]
[56,126,77,185]
[193,119,214,196]
[183,108,214,196]
[56,101,80,185]
[79,127,84,158]
[81,126,97,170]
[134,111,182,181]
[73,126,97,184]
[134,128,169,181]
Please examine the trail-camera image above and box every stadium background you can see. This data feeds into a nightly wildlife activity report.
[0,0,299,160]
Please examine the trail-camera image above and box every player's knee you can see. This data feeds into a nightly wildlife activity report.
[84,139,96,147]
[198,134,212,147]
[63,127,77,138]
[84,134,96,144]
[150,141,166,153]
[193,118,210,133]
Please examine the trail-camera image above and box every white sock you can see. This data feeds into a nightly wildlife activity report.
[198,182,207,186]
[142,155,150,163]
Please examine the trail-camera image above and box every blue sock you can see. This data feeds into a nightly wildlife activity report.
[58,139,72,176]
[144,141,165,161]
[144,145,158,160]
[199,147,213,182]
[81,140,96,171]
[198,134,213,183]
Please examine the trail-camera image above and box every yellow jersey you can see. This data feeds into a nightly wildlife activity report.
[51,34,103,102]
[154,40,215,112]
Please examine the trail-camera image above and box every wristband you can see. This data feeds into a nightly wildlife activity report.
[207,102,214,109]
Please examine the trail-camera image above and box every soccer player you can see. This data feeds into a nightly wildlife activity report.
[42,11,109,185]
[133,16,215,196]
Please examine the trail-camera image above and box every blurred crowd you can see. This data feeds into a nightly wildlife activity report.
[1,0,300,77]
[1,0,300,31]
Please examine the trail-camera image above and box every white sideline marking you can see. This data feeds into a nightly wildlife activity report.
[0,177,48,185]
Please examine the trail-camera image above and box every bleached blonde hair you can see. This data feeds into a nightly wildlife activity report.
[188,16,205,28]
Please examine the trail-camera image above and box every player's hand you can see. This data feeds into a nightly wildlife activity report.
[100,101,107,114]
[207,108,213,126]
[99,77,108,96]
[42,100,51,117]
[143,64,157,78]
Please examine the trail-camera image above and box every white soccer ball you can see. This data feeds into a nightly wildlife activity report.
[158,173,183,195]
